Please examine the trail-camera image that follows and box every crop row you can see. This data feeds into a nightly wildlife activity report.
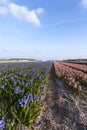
[54,61,87,91]
[62,62,87,73]
[0,62,52,130]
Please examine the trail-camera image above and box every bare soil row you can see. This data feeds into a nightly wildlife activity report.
[39,65,87,130]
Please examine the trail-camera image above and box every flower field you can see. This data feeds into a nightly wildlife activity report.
[1,61,87,129]
[54,61,87,92]
[0,62,52,130]
[62,62,87,73]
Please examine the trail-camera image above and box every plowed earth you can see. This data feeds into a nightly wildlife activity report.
[39,66,87,130]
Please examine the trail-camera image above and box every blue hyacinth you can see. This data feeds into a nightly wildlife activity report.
[0,117,5,130]
[34,121,42,128]
[18,93,33,108]
[20,125,24,130]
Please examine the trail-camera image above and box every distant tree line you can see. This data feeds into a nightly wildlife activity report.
[64,59,87,61]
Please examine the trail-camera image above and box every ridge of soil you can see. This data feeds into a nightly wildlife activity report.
[39,65,87,130]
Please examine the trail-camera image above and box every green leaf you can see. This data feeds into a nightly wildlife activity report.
[11,111,21,125]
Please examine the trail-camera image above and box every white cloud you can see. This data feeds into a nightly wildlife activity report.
[0,0,9,4]
[81,0,87,9]
[0,6,7,15]
[8,3,41,26]
[0,1,45,26]
[35,8,45,15]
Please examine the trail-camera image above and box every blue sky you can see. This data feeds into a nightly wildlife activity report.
[0,0,87,60]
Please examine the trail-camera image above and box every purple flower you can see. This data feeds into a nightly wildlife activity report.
[33,95,42,100]
[34,121,42,128]
[20,126,24,130]
[13,81,16,86]
[28,93,33,100]
[14,87,21,94]
[18,93,33,108]
[30,103,32,108]
[41,87,45,92]
[22,89,25,94]
[31,83,34,87]
[0,117,5,129]
[0,85,4,89]
[21,81,25,86]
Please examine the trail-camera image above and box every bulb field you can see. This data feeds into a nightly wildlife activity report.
[0,62,52,130]
[0,61,87,130]
[54,61,87,92]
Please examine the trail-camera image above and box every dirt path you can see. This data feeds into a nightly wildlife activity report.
[39,66,87,130]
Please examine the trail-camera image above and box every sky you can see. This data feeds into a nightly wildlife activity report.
[0,0,87,60]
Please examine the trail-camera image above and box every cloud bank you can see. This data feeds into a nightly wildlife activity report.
[0,0,9,4]
[0,0,45,26]
[0,6,7,15]
[81,0,87,9]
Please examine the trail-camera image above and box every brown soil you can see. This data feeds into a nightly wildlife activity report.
[39,66,87,130]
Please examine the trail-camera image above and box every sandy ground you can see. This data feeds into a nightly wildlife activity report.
[38,66,87,130]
